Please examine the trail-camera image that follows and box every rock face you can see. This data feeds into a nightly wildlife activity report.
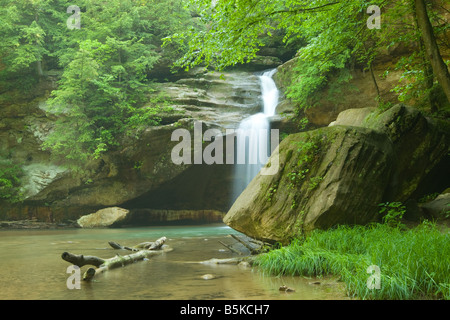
[224,125,394,243]
[420,192,450,219]
[76,207,224,227]
[224,104,450,244]
[77,207,130,228]
[0,69,265,223]
[333,104,450,201]
[125,209,225,226]
[272,57,403,127]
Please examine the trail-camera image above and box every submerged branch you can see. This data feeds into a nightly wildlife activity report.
[61,252,105,268]
[62,237,170,281]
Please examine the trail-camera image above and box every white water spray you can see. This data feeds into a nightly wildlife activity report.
[231,69,279,202]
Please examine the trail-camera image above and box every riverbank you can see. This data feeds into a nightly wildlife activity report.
[0,219,79,230]
[254,221,450,300]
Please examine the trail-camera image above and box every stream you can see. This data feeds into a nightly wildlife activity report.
[0,224,346,300]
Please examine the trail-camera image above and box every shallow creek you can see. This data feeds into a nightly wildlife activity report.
[0,224,347,300]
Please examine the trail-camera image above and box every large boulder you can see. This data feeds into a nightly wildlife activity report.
[333,104,450,201]
[224,125,394,244]
[420,192,450,219]
[77,207,130,228]
[224,105,450,243]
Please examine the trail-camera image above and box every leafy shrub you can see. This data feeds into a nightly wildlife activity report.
[378,201,406,228]
[0,158,23,203]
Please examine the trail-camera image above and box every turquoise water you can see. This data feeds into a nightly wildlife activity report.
[0,224,346,300]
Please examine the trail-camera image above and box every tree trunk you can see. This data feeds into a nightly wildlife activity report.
[369,63,381,103]
[83,245,172,280]
[36,60,44,78]
[414,0,450,105]
[62,237,170,281]
[413,2,440,113]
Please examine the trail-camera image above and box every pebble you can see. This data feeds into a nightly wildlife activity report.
[279,285,295,292]
[200,274,216,280]
[238,261,250,268]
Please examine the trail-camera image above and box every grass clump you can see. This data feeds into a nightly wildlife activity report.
[254,222,450,300]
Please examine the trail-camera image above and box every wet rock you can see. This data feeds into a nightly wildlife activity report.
[337,104,450,201]
[124,209,225,226]
[224,125,394,244]
[279,285,295,292]
[329,107,377,127]
[0,219,76,229]
[77,207,130,228]
[20,163,67,198]
[238,261,251,268]
[224,105,449,243]
[420,193,450,219]
[200,274,216,280]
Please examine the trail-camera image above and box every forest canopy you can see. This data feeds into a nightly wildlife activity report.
[1,0,449,165]
[0,0,194,163]
[167,0,450,113]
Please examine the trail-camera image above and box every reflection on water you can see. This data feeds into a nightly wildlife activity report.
[0,224,347,300]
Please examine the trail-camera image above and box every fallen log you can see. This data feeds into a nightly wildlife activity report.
[230,234,260,254]
[228,234,272,255]
[198,256,257,265]
[108,237,166,251]
[62,236,171,281]
[108,241,137,251]
[83,245,173,280]
[61,252,105,268]
[218,240,243,255]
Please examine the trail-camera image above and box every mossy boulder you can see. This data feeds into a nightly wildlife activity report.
[224,125,394,244]
[77,207,130,228]
[337,104,450,201]
[225,104,449,244]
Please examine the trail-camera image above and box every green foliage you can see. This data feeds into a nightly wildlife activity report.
[0,0,193,164]
[0,158,24,203]
[255,222,450,299]
[383,0,449,112]
[266,183,278,202]
[378,201,406,228]
[418,193,439,204]
[287,169,309,189]
[168,0,386,107]
[286,136,321,190]
[167,0,449,118]
[308,176,323,190]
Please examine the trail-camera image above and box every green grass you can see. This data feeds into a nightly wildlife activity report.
[254,222,450,300]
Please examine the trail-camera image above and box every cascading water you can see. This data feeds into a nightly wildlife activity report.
[231,69,279,203]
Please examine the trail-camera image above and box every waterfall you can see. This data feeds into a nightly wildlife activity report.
[231,69,279,203]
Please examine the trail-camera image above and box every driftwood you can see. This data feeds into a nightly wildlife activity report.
[217,234,271,256]
[196,235,273,265]
[199,256,257,265]
[230,234,261,254]
[108,238,165,251]
[62,236,170,281]
[218,240,243,255]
